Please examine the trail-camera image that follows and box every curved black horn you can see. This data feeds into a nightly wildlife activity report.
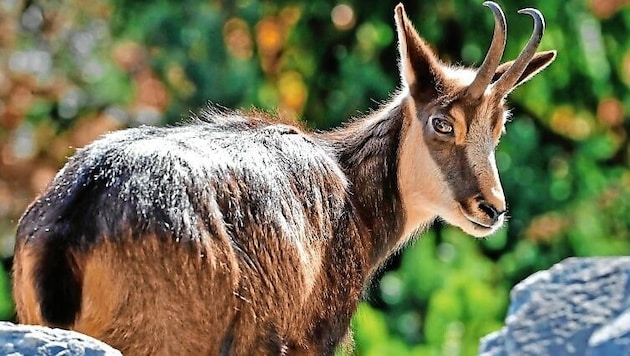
[466,1,507,99]
[493,8,545,96]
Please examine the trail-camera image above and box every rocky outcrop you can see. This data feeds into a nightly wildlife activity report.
[0,322,121,355]
[479,257,630,355]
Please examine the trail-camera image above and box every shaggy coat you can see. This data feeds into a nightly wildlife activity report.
[12,3,555,355]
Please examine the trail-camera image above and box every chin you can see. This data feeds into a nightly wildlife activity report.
[459,220,502,238]
[441,210,505,238]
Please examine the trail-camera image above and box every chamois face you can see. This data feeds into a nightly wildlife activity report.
[407,87,508,238]
[395,2,556,238]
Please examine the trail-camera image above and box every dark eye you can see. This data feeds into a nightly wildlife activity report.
[431,117,454,135]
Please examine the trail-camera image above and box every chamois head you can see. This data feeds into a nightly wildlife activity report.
[396,2,556,238]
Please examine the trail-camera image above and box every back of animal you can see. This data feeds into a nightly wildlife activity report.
[13,116,362,354]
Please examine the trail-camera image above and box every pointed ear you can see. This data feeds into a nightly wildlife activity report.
[492,50,557,94]
[394,4,443,100]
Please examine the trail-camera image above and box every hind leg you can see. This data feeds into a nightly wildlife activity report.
[13,246,44,326]
[73,237,242,355]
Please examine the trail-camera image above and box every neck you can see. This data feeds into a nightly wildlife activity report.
[320,93,409,267]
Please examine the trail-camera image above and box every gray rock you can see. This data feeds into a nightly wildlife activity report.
[0,322,121,355]
[479,257,630,356]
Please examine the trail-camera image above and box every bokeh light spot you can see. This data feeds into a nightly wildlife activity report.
[550,106,593,140]
[278,71,307,117]
[331,4,355,30]
[224,18,253,60]
[597,97,624,127]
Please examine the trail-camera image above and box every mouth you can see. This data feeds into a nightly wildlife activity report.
[457,205,501,236]
[462,212,494,228]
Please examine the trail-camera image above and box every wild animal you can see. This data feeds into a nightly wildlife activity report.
[12,2,556,355]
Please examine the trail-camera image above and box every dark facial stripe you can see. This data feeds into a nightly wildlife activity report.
[422,127,481,203]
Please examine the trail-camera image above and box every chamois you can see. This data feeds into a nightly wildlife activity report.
[12,2,555,355]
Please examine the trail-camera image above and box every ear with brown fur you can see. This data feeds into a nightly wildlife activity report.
[394,3,444,101]
[492,50,557,94]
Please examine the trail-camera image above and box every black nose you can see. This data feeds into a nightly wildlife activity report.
[478,201,504,224]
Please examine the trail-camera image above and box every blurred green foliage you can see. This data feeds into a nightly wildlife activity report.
[1,0,630,354]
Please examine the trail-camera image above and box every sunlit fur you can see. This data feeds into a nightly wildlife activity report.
[12,4,555,355]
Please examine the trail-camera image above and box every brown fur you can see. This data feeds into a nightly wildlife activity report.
[12,3,556,355]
